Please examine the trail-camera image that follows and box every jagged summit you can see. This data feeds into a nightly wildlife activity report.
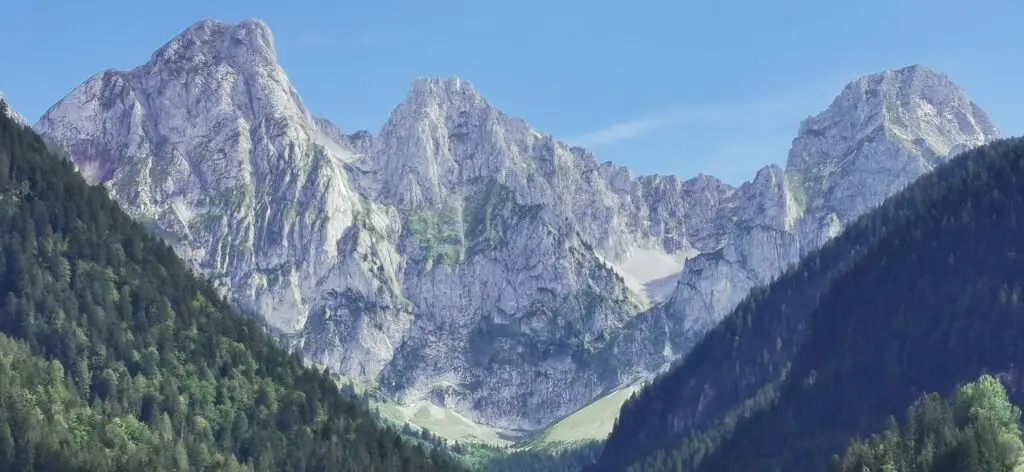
[788,64,999,173]
[410,76,476,95]
[786,62,995,175]
[315,116,345,140]
[780,64,999,250]
[311,77,483,162]
[390,76,490,121]
[620,64,1001,397]
[33,15,391,335]
[854,64,961,103]
[370,74,543,209]
[152,18,277,64]
[31,17,1004,438]
[35,17,318,185]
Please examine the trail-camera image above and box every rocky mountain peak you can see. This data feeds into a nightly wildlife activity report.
[35,18,319,186]
[0,91,27,128]
[32,17,396,339]
[151,18,277,68]
[788,65,998,174]
[388,76,490,124]
[782,65,999,245]
[622,66,1001,403]
[409,76,478,100]
[314,116,346,143]
[30,20,1006,438]
[143,18,307,129]
[368,75,539,208]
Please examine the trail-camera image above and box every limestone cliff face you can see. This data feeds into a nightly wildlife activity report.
[34,19,412,385]
[33,17,1000,433]
[610,65,999,380]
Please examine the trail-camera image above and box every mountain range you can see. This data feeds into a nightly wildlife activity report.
[0,99,468,472]
[20,17,1000,438]
[589,132,1024,472]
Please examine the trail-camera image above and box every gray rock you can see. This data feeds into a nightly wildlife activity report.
[33,18,1000,433]
[611,64,999,381]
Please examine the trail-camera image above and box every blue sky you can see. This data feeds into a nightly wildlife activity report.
[2,0,1021,185]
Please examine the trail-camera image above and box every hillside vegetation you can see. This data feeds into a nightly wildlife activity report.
[836,375,1024,472]
[0,107,465,471]
[593,137,1024,472]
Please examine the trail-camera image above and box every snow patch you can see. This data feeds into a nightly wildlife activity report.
[599,246,698,304]
[315,130,360,163]
[620,248,690,284]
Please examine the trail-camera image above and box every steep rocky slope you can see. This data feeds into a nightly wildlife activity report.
[0,103,467,472]
[0,91,28,127]
[34,20,415,390]
[607,65,999,381]
[33,18,999,434]
[592,136,1024,472]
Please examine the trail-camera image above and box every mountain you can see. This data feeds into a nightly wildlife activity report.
[0,90,28,127]
[607,65,999,382]
[33,19,638,432]
[0,105,465,471]
[591,137,1024,472]
[35,19,416,383]
[32,18,1000,436]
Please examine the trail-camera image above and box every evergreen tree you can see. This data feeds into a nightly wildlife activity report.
[593,137,1024,472]
[0,102,466,471]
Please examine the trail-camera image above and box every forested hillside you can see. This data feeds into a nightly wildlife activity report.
[0,108,465,470]
[837,375,1024,472]
[482,442,603,472]
[592,137,1024,472]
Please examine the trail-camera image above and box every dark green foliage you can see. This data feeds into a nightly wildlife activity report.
[404,201,464,267]
[0,108,465,470]
[484,442,603,472]
[593,137,1024,472]
[839,375,1023,472]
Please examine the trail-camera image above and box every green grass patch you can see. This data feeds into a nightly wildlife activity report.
[406,200,464,268]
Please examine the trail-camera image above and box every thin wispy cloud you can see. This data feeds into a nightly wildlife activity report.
[566,114,678,148]
[564,100,797,148]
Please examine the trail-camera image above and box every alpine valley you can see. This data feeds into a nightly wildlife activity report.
[24,18,1000,446]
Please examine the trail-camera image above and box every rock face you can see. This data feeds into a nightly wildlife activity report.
[34,19,412,384]
[33,17,1000,433]
[609,65,999,379]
